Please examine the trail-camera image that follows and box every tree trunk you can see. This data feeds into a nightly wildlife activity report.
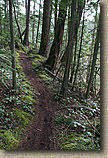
[72,11,85,90]
[32,0,35,44]
[85,19,100,99]
[70,0,85,82]
[0,3,2,37]
[25,0,27,15]
[45,0,68,71]
[61,0,77,97]
[39,0,51,56]
[23,0,30,46]
[13,4,22,43]
[86,8,98,83]
[36,0,41,47]
[54,0,58,35]
[9,0,16,89]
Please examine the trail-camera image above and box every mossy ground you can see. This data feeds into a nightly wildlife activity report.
[0,130,19,150]
[31,54,54,91]
[29,52,100,150]
[0,50,35,150]
[58,133,96,150]
[31,54,46,69]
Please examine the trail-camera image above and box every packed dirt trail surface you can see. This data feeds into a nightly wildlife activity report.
[17,53,57,150]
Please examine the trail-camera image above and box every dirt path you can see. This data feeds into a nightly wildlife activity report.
[18,53,57,150]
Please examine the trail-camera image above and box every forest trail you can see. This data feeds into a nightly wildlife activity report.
[17,53,57,150]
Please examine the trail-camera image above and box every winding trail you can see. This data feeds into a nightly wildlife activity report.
[18,53,57,150]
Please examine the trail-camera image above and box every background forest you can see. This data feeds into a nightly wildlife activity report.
[0,0,100,150]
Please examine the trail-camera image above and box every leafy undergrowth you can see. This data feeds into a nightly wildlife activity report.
[0,48,35,150]
[29,51,100,150]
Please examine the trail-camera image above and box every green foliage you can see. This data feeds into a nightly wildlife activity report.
[0,51,35,150]
[22,95,35,104]
[59,133,96,150]
[32,55,46,69]
[13,109,32,127]
[0,130,19,150]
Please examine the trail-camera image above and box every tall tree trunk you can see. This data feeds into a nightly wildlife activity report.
[85,19,100,99]
[9,0,16,89]
[72,11,85,90]
[0,3,2,37]
[4,0,8,33]
[70,0,85,82]
[32,0,35,44]
[36,0,41,47]
[39,0,51,56]
[54,0,58,35]
[23,0,30,46]
[45,0,68,71]
[25,0,27,15]
[61,0,77,97]
[86,8,98,83]
[70,34,78,83]
[13,4,22,43]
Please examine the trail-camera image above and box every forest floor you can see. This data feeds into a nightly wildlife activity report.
[17,53,58,150]
[0,51,100,150]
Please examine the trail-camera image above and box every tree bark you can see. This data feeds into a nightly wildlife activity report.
[54,0,58,35]
[72,11,85,90]
[70,0,85,82]
[36,0,41,47]
[25,0,27,15]
[13,4,22,43]
[32,0,35,44]
[23,0,30,46]
[85,19,100,99]
[0,3,2,36]
[9,0,16,89]
[61,0,77,97]
[39,0,51,56]
[45,0,68,71]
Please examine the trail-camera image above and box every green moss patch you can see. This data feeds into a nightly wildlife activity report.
[14,109,32,127]
[0,130,19,150]
[39,74,52,81]
[32,55,46,69]
[58,133,96,150]
[0,52,36,150]
[22,95,35,104]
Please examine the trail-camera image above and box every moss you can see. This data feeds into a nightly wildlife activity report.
[14,109,32,127]
[0,50,36,150]
[16,64,23,72]
[0,130,19,150]
[59,133,95,150]
[22,95,35,104]
[32,58,40,68]
[24,88,35,96]
[32,55,46,69]
[35,55,46,61]
[48,85,53,90]
[39,74,51,81]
